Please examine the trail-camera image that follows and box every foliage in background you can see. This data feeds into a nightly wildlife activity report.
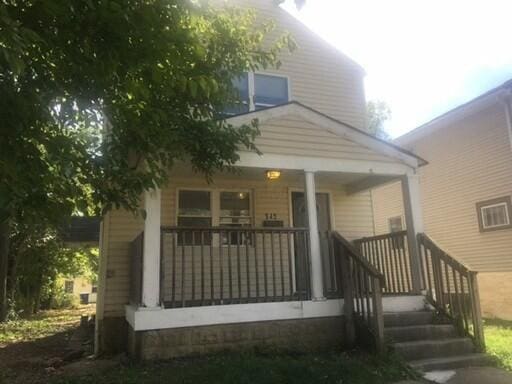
[7,221,98,316]
[0,0,294,320]
[485,318,512,371]
[367,100,392,140]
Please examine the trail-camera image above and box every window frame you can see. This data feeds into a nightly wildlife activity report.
[226,72,291,114]
[388,216,404,233]
[64,280,74,294]
[476,196,512,232]
[252,72,291,110]
[175,188,254,246]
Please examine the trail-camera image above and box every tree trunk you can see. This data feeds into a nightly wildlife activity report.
[0,221,10,322]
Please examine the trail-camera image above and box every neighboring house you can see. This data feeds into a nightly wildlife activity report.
[59,275,98,305]
[372,79,512,320]
[95,1,487,367]
[60,216,101,305]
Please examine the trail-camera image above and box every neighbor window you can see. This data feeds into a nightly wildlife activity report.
[477,196,512,232]
[388,216,403,233]
[65,280,74,294]
[388,216,404,249]
[225,72,289,115]
[177,190,212,244]
[220,191,252,245]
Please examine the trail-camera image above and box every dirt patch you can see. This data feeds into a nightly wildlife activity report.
[0,306,95,383]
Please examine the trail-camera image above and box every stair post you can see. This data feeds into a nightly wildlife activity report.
[339,244,356,347]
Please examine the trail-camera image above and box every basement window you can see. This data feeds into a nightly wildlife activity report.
[477,196,512,232]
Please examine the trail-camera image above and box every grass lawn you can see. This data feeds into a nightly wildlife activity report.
[51,352,415,384]
[484,318,512,371]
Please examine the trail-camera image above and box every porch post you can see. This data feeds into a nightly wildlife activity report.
[401,173,424,294]
[304,170,325,301]
[142,187,161,308]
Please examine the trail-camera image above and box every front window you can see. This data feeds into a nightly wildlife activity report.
[176,190,253,245]
[477,196,512,232]
[220,191,252,245]
[177,190,212,245]
[225,72,289,115]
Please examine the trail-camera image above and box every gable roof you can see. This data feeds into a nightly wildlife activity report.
[227,101,427,168]
[397,78,512,145]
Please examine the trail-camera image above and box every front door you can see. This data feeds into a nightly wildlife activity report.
[291,192,332,295]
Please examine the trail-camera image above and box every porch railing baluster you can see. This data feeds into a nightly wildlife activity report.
[159,227,311,308]
[417,233,485,351]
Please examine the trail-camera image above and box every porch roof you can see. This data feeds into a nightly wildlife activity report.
[226,101,428,169]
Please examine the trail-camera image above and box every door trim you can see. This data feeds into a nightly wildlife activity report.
[288,187,336,230]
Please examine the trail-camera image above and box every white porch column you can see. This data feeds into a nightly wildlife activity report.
[142,188,161,308]
[401,173,424,294]
[304,170,325,301]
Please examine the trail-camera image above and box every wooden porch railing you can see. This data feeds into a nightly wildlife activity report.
[417,233,485,350]
[160,227,313,308]
[354,231,414,294]
[332,231,386,353]
[129,231,144,306]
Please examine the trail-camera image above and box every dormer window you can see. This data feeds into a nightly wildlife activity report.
[225,72,289,115]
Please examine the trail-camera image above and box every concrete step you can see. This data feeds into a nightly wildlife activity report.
[393,338,474,361]
[385,324,457,342]
[384,311,435,327]
[409,353,493,371]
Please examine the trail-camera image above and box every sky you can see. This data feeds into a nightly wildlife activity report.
[281,0,512,138]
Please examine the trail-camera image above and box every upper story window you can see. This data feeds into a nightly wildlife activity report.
[476,196,512,232]
[225,72,289,115]
[254,74,289,110]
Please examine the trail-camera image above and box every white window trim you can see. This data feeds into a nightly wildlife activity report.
[480,202,510,229]
[237,72,290,112]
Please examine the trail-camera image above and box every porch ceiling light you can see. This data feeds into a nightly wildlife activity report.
[266,170,281,180]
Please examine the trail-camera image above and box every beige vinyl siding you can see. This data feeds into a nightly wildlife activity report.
[371,181,404,235]
[214,0,367,129]
[254,115,396,162]
[101,174,375,315]
[373,102,512,272]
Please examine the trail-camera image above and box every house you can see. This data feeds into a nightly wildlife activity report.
[59,275,97,305]
[95,1,487,368]
[372,79,512,320]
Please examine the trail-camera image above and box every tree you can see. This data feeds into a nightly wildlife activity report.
[0,0,295,319]
[367,100,392,140]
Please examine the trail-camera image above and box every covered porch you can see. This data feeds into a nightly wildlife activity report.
[124,103,483,356]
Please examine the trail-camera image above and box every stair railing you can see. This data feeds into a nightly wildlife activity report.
[331,231,386,353]
[417,233,485,350]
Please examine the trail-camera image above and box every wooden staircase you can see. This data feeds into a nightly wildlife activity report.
[333,231,489,372]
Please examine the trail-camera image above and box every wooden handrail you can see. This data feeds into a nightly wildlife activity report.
[417,233,485,351]
[355,230,408,242]
[161,226,309,233]
[331,231,385,353]
[332,232,385,283]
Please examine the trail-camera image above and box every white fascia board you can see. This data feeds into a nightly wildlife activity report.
[125,296,425,332]
[227,103,420,169]
[237,151,413,176]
